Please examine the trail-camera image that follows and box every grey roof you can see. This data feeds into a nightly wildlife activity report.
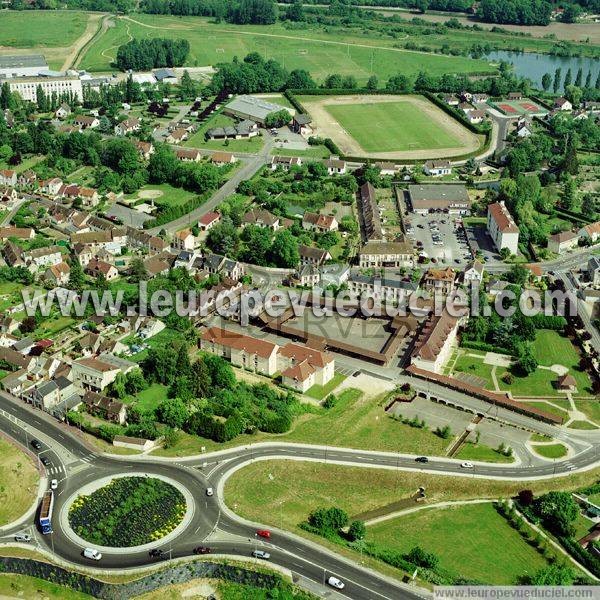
[588,256,600,270]
[153,68,176,80]
[350,273,418,291]
[294,113,312,125]
[408,184,470,210]
[0,54,47,70]
[36,380,58,397]
[13,337,34,352]
[205,254,226,271]
[97,352,135,372]
[225,95,291,121]
[54,376,73,391]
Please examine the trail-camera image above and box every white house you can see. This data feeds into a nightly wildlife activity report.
[423,161,451,177]
[487,201,519,256]
[548,230,579,254]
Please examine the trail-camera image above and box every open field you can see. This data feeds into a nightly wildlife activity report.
[78,14,495,81]
[0,574,91,600]
[0,437,39,526]
[367,503,550,584]
[299,94,481,159]
[0,11,102,71]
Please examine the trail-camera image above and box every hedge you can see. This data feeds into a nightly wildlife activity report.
[559,536,600,579]
[461,340,513,356]
[531,315,568,330]
[0,557,289,600]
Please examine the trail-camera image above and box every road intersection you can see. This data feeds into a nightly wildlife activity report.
[0,387,598,599]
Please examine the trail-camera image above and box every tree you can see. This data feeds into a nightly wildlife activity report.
[264,109,291,128]
[386,73,413,93]
[348,520,366,541]
[406,546,439,569]
[541,73,552,92]
[563,68,572,88]
[129,257,148,282]
[582,193,598,219]
[506,263,529,286]
[68,256,85,292]
[156,398,189,429]
[179,70,201,100]
[270,229,300,268]
[559,4,580,23]
[286,69,315,89]
[534,491,579,537]
[560,176,577,210]
[564,84,582,107]
[206,217,240,257]
[553,68,562,94]
[285,0,305,21]
[527,564,575,585]
[516,347,538,375]
[366,75,378,90]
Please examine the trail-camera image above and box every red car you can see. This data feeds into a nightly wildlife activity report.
[193,546,211,554]
[256,530,271,539]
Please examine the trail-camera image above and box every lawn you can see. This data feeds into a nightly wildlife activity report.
[452,353,495,388]
[0,574,91,600]
[304,372,346,400]
[0,437,39,526]
[125,183,197,209]
[126,327,187,363]
[33,316,77,339]
[184,113,265,153]
[79,14,495,81]
[225,461,598,582]
[324,100,464,153]
[154,387,449,457]
[456,442,514,463]
[271,146,331,159]
[574,400,600,423]
[134,383,169,413]
[367,503,550,584]
[532,443,568,459]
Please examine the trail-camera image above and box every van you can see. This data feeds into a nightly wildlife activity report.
[83,548,102,561]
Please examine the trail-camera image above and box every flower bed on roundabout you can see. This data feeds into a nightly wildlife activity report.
[68,476,187,547]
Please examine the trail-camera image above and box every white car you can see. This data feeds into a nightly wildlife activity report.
[14,533,31,542]
[461,461,474,469]
[252,550,271,559]
[206,487,214,496]
[327,576,345,590]
[50,479,58,490]
[83,548,102,561]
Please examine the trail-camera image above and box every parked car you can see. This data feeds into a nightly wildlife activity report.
[193,546,211,554]
[415,456,429,463]
[30,440,42,450]
[83,548,102,561]
[50,479,58,490]
[327,576,345,590]
[205,487,213,497]
[252,550,270,559]
[14,533,31,542]
[256,530,271,539]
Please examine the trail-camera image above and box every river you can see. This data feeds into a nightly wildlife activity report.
[486,50,600,91]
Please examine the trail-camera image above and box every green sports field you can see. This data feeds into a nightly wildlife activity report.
[324,100,464,153]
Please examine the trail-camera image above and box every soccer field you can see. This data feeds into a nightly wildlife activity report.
[299,95,481,159]
[325,101,463,153]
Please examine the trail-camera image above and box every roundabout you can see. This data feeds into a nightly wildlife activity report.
[61,473,195,552]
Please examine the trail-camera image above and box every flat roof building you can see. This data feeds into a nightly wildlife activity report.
[223,95,292,125]
[408,184,471,215]
[4,75,83,102]
[0,54,48,78]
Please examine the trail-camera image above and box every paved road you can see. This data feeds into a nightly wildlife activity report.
[147,143,271,235]
[0,390,599,598]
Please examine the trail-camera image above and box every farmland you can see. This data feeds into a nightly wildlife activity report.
[78,14,495,81]
[299,94,481,159]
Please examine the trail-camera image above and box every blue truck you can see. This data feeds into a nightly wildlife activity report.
[39,490,54,534]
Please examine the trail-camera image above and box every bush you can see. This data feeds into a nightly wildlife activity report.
[347,520,366,541]
[406,546,440,569]
[323,394,337,409]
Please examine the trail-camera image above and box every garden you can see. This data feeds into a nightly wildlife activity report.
[68,476,186,547]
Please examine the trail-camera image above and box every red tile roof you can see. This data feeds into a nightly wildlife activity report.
[201,326,277,359]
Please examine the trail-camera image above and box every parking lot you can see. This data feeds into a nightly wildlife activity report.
[405,212,473,266]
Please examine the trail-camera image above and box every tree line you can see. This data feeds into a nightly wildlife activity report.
[115,38,190,71]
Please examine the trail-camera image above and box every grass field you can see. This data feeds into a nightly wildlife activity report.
[125,183,197,210]
[78,14,495,81]
[325,101,463,153]
[0,438,39,526]
[367,503,550,584]
[134,383,169,413]
[0,574,91,600]
[532,443,568,459]
[0,10,88,49]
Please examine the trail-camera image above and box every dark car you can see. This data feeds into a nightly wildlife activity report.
[40,456,51,466]
[30,439,42,450]
[149,549,164,558]
[415,456,429,463]
[193,546,211,554]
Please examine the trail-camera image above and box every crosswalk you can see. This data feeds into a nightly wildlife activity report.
[47,465,64,476]
[562,461,576,471]
[80,454,96,464]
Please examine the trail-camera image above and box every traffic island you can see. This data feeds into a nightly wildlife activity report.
[61,473,195,552]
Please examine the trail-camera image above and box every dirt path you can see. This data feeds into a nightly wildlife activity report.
[61,12,107,72]
[301,94,481,160]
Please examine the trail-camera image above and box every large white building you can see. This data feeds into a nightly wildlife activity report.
[487,201,519,256]
[5,75,83,103]
[0,55,48,78]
